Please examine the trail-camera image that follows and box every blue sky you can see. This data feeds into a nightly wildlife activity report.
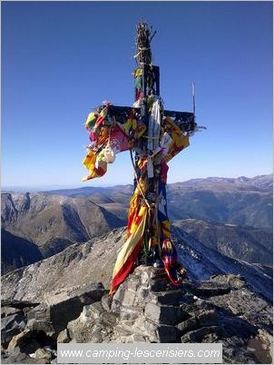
[2,1,273,189]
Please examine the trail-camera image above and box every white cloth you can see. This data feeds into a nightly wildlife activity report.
[147,99,161,151]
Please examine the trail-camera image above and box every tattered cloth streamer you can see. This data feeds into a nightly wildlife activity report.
[110,204,148,295]
[147,98,161,151]
[82,106,191,293]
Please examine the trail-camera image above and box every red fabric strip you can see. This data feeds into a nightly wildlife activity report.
[110,238,142,295]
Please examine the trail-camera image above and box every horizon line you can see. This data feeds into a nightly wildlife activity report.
[2,172,273,192]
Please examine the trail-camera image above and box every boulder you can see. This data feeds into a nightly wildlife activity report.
[144,303,189,325]
[26,283,107,334]
[33,347,53,361]
[7,329,41,353]
[1,265,272,364]
[26,319,55,338]
[1,306,22,318]
[67,302,114,343]
[46,283,106,333]
[1,314,27,346]
[1,346,48,364]
[57,329,70,343]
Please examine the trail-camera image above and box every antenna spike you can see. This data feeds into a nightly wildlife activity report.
[192,81,196,116]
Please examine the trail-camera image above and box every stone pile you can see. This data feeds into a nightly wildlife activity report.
[1,266,273,364]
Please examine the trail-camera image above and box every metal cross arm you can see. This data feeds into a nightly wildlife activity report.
[107,105,196,134]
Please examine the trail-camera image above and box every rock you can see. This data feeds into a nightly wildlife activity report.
[25,283,107,334]
[67,317,105,343]
[100,312,118,327]
[1,314,27,346]
[46,283,106,333]
[27,303,51,322]
[33,347,53,361]
[181,325,223,342]
[26,319,55,337]
[101,294,112,312]
[1,300,40,310]
[119,306,142,321]
[177,317,198,334]
[57,329,70,343]
[144,303,188,325]
[131,334,147,342]
[82,302,104,320]
[150,289,184,305]
[209,288,273,333]
[7,329,40,353]
[67,302,113,343]
[7,328,55,356]
[1,346,48,364]
[210,274,246,289]
[1,306,22,318]
[2,265,272,364]
[249,329,273,364]
[196,309,220,326]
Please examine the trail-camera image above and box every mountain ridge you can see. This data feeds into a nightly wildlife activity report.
[2,226,272,303]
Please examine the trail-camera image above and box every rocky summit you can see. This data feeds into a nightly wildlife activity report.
[1,266,273,364]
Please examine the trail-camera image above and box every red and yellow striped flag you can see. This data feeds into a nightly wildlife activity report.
[110,204,148,295]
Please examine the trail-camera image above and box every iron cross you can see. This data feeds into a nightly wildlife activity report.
[82,22,197,293]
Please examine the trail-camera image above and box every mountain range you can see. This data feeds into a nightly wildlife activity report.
[46,174,273,229]
[174,219,273,266]
[1,192,123,273]
[1,174,272,276]
[2,226,272,304]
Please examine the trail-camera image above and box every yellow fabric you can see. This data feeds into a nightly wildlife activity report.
[164,117,190,162]
[85,112,97,129]
[82,149,107,181]
[82,150,96,171]
[112,205,148,277]
[161,220,171,240]
[134,68,143,77]
[118,118,146,140]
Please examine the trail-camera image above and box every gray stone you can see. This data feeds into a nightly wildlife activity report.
[101,294,112,312]
[131,334,147,342]
[177,317,198,334]
[196,310,219,326]
[34,347,53,361]
[1,314,27,346]
[42,284,106,333]
[113,324,133,338]
[1,306,22,318]
[119,307,142,321]
[211,274,246,289]
[145,303,188,325]
[181,326,223,343]
[27,303,50,322]
[67,301,113,344]
[26,319,55,337]
[100,312,118,327]
[82,302,104,320]
[7,329,41,353]
[2,346,48,364]
[190,281,231,297]
[151,289,185,305]
[57,329,70,343]
[120,290,138,307]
